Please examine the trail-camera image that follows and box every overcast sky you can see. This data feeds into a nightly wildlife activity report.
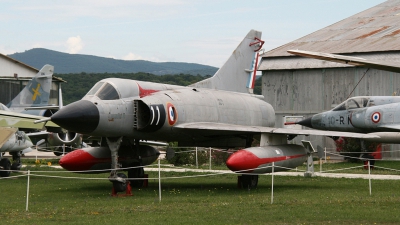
[0,0,386,67]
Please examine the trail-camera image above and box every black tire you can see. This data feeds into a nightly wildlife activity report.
[240,175,258,189]
[128,165,145,188]
[112,173,127,193]
[54,151,63,156]
[11,162,21,171]
[0,158,11,177]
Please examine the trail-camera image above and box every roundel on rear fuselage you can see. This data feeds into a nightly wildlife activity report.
[166,102,177,126]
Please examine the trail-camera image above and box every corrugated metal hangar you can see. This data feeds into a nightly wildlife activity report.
[0,53,64,106]
[259,0,400,159]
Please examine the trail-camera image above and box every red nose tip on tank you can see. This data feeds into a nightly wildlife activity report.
[226,150,261,173]
[227,145,308,174]
[59,149,96,171]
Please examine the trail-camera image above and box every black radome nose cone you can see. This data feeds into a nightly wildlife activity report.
[51,100,99,134]
[297,117,313,128]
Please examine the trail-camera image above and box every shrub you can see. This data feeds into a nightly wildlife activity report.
[166,145,233,166]
[335,137,380,162]
[211,149,233,166]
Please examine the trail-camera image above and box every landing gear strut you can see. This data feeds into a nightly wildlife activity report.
[106,137,127,192]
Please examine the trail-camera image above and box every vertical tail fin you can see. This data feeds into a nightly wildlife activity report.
[190,29,263,93]
[7,64,54,108]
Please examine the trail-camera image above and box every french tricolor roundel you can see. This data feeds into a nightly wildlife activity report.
[166,102,177,126]
[371,112,381,123]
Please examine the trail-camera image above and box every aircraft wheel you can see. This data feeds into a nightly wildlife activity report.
[128,164,144,188]
[240,175,258,189]
[0,158,11,177]
[112,173,127,193]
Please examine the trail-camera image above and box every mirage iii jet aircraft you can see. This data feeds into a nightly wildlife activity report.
[42,30,377,191]
[287,50,400,144]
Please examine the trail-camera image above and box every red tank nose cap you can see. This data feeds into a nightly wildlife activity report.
[59,149,94,171]
[226,150,260,172]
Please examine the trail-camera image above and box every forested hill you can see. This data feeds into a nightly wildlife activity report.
[8,48,218,76]
[56,72,262,104]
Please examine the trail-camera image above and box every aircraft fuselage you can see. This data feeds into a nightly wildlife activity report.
[0,131,32,153]
[309,102,400,133]
[298,96,400,143]
[52,79,275,147]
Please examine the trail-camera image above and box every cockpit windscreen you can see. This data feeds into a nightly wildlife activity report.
[332,97,370,111]
[86,82,104,96]
[96,83,120,100]
[85,82,120,100]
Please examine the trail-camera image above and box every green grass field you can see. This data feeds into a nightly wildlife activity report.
[1,162,400,225]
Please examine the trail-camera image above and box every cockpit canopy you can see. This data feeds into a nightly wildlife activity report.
[85,82,120,100]
[332,96,400,111]
[84,78,145,100]
[332,97,370,111]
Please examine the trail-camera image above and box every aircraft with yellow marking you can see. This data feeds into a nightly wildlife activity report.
[0,65,83,172]
[5,65,55,116]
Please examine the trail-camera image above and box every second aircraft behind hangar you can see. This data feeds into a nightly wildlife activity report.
[43,30,378,191]
[285,49,400,144]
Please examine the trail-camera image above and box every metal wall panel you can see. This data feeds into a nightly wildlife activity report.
[0,80,26,104]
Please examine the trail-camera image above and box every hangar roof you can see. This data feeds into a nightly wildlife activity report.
[0,52,65,82]
[261,0,400,58]
[0,53,38,73]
